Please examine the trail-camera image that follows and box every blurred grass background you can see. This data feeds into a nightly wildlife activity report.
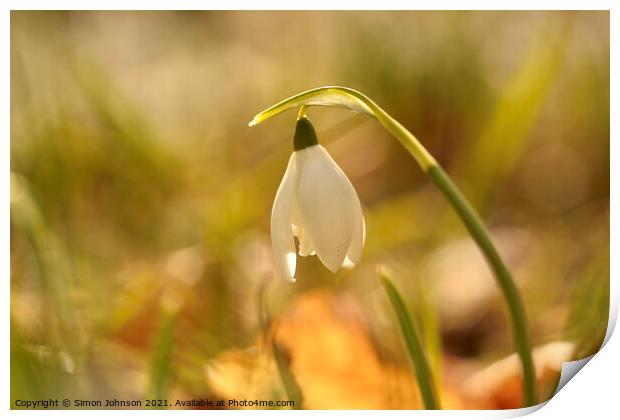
[10,11,609,409]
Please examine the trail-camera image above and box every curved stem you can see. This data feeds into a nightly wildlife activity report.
[369,102,537,407]
[297,105,308,119]
[326,88,537,406]
[426,166,536,406]
[250,86,537,406]
[334,89,439,171]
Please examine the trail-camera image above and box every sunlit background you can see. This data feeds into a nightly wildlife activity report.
[11,11,609,409]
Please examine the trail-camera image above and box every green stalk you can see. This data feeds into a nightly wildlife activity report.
[426,165,536,406]
[380,268,439,409]
[374,109,537,407]
[250,86,537,406]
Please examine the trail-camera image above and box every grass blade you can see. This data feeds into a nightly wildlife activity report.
[148,298,177,406]
[379,268,440,410]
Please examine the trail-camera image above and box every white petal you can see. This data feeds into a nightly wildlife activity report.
[342,256,356,269]
[271,153,298,282]
[298,227,316,257]
[345,187,365,265]
[291,189,304,236]
[296,145,356,272]
[290,187,315,256]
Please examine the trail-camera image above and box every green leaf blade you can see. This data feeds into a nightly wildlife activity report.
[380,268,440,410]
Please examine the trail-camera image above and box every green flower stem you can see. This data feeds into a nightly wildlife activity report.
[427,165,536,405]
[250,86,537,406]
[361,102,438,170]
[367,94,536,406]
[380,269,439,409]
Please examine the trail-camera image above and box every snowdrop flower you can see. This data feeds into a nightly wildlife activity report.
[271,116,365,282]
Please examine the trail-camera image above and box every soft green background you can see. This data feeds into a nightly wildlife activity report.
[11,11,609,408]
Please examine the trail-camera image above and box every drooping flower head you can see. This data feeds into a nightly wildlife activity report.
[271,116,365,282]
